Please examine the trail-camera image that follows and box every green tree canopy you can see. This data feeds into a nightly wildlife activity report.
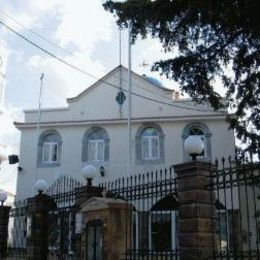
[104,0,260,159]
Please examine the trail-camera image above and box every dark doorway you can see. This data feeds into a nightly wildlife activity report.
[86,220,103,260]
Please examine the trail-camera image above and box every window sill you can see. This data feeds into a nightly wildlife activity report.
[136,158,165,165]
[37,162,61,168]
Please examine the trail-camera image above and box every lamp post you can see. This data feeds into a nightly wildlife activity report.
[184,135,204,161]
[174,135,217,259]
[0,191,7,206]
[82,165,97,187]
[35,179,48,194]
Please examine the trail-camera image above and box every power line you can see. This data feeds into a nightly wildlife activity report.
[0,11,187,104]
[0,12,219,113]
[0,19,224,113]
[0,10,73,57]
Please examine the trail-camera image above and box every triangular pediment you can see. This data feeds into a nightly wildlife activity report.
[80,196,127,212]
[67,65,173,103]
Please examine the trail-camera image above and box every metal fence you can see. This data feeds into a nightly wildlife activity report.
[7,176,84,259]
[6,159,260,259]
[7,199,28,258]
[100,166,179,259]
[208,157,260,259]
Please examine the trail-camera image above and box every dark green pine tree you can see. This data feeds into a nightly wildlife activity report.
[104,0,260,159]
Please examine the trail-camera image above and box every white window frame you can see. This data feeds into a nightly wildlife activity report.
[42,141,59,164]
[142,135,160,160]
[88,139,105,162]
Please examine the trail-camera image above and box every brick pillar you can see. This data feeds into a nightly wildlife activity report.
[0,205,11,258]
[174,161,217,260]
[27,193,56,260]
[75,185,103,207]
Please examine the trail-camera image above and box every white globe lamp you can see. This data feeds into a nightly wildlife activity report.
[0,191,7,206]
[82,165,97,186]
[184,135,205,161]
[35,179,48,194]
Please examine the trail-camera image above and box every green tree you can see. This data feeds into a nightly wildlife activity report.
[104,0,260,158]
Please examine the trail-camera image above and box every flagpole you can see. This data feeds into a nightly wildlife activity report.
[33,73,44,193]
[127,23,132,176]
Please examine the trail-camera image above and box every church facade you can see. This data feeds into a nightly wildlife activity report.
[14,66,235,199]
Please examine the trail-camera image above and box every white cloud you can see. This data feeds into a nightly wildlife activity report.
[27,52,106,107]
[0,0,63,30]
[0,108,22,147]
[56,0,114,51]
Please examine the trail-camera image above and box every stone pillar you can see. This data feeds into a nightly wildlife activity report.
[174,161,217,260]
[27,193,56,260]
[79,197,133,260]
[0,205,11,258]
[75,185,103,207]
[74,185,103,258]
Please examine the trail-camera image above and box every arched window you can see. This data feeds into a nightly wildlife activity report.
[82,127,109,163]
[38,130,62,167]
[136,124,165,165]
[142,128,160,160]
[182,122,212,161]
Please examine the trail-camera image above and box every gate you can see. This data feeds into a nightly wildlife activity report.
[86,219,103,260]
[100,165,180,259]
[46,175,83,259]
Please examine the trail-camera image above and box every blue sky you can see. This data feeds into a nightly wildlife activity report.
[0,0,177,193]
[0,0,176,110]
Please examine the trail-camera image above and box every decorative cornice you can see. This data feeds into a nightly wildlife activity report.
[14,114,228,130]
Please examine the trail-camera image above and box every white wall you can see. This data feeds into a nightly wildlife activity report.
[23,68,225,123]
[16,119,235,199]
[15,67,236,199]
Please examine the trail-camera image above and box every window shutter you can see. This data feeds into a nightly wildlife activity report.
[142,138,149,160]
[42,143,49,163]
[51,144,58,162]
[88,141,96,161]
[152,137,159,159]
[97,140,105,161]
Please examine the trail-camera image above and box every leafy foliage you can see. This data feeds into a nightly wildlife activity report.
[104,0,260,157]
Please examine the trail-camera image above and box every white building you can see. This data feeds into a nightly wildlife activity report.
[14,66,235,199]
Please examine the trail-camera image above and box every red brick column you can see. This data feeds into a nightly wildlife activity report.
[27,193,56,260]
[174,161,217,260]
[75,185,103,207]
[0,205,11,258]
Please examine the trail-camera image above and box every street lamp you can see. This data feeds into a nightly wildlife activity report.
[82,165,97,187]
[0,191,7,206]
[184,135,204,161]
[35,179,47,194]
